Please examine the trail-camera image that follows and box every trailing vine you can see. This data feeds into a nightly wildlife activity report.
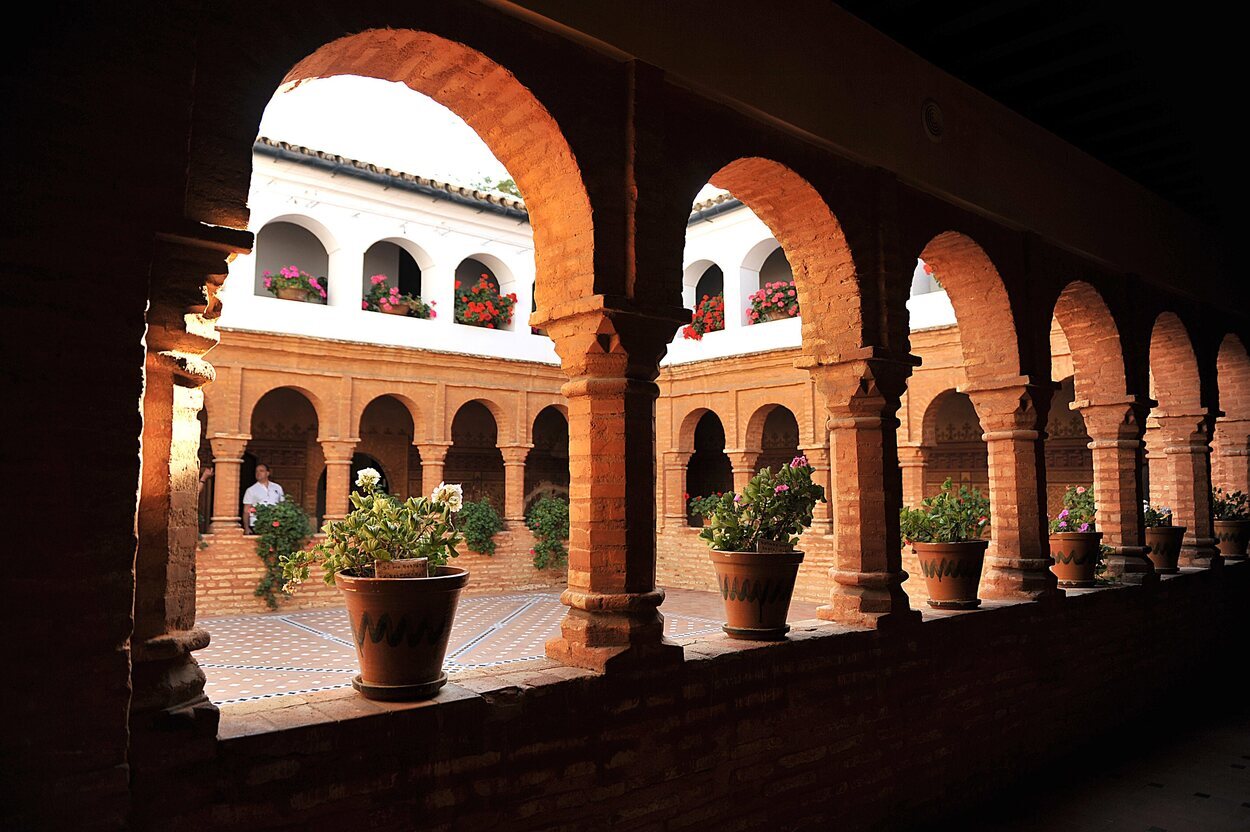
[253,498,312,609]
[459,498,504,555]
[526,494,569,569]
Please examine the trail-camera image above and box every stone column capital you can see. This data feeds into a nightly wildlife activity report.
[798,350,918,418]
[537,297,688,383]
[1154,412,1217,447]
[963,377,1054,434]
[318,438,358,464]
[208,434,250,460]
[416,441,452,465]
[499,444,534,465]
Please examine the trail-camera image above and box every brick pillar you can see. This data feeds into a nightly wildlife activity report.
[966,379,1061,602]
[418,441,451,497]
[801,443,834,534]
[1214,418,1250,493]
[208,435,249,534]
[661,450,693,527]
[897,443,929,508]
[1080,399,1157,585]
[539,303,686,672]
[802,353,921,629]
[500,444,533,522]
[725,449,761,492]
[320,439,357,523]
[1144,420,1170,508]
[1156,414,1221,569]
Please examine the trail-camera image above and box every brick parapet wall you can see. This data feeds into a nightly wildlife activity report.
[159,564,1249,832]
[197,527,564,615]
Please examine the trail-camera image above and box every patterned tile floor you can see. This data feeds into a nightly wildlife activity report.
[200,588,819,705]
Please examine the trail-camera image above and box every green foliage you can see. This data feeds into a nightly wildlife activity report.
[698,456,825,552]
[471,176,522,198]
[253,498,312,609]
[1143,503,1175,528]
[1050,485,1096,533]
[280,474,464,589]
[687,493,724,518]
[899,478,990,545]
[1212,488,1249,520]
[526,494,569,570]
[460,499,504,555]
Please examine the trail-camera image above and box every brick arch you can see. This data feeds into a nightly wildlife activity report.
[1051,280,1129,404]
[240,382,331,439]
[445,396,510,445]
[706,158,862,360]
[920,388,982,447]
[676,406,719,454]
[526,401,569,445]
[355,392,421,439]
[283,28,593,313]
[744,402,799,454]
[1149,312,1203,414]
[918,232,1021,383]
[1217,334,1250,422]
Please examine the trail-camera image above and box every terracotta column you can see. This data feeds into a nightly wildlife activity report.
[1079,398,1157,585]
[661,450,693,526]
[500,444,533,522]
[965,378,1061,602]
[417,441,451,496]
[897,443,929,509]
[208,435,249,534]
[1156,413,1221,568]
[725,448,761,492]
[538,302,686,672]
[800,443,834,534]
[801,352,921,629]
[320,439,357,523]
[1213,418,1250,493]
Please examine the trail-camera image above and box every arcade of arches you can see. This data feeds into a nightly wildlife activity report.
[14,7,1250,832]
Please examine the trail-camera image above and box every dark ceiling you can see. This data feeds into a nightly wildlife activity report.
[836,1,1238,239]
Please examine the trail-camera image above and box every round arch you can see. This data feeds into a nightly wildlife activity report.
[443,395,511,445]
[283,29,594,312]
[676,406,717,453]
[1149,312,1203,414]
[354,391,422,439]
[241,382,330,440]
[1050,280,1129,403]
[918,388,989,499]
[1213,334,1250,492]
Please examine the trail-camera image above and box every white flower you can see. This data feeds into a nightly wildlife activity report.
[355,467,381,489]
[431,482,464,512]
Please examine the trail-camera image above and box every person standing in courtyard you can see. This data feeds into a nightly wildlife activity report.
[242,462,284,534]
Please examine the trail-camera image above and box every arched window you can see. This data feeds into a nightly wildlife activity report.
[253,221,330,302]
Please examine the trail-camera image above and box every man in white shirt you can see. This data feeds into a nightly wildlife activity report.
[241,463,285,533]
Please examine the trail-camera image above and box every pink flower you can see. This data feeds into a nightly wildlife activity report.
[791,455,808,468]
[272,520,280,527]
[1078,522,1090,532]
[774,484,789,494]
[1058,509,1069,519]
[733,494,742,503]
[361,301,368,309]
[1058,520,1068,529]
[430,309,437,318]
[263,278,271,288]
[371,274,386,285]
[1076,486,1086,494]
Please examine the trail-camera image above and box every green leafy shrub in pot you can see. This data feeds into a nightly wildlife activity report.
[698,456,825,552]
[1143,503,1175,527]
[526,494,569,570]
[899,477,989,544]
[1049,485,1096,533]
[459,498,504,556]
[253,498,313,609]
[1212,488,1249,520]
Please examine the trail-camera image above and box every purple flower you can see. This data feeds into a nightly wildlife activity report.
[1078,522,1090,532]
[774,484,789,494]
[791,455,809,468]
[1058,509,1069,519]
[1058,520,1068,529]
[733,494,742,504]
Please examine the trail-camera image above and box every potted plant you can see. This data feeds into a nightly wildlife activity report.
[1212,487,1250,559]
[682,293,725,340]
[899,477,990,609]
[454,274,517,329]
[263,265,326,303]
[279,469,467,701]
[1143,503,1185,575]
[1049,485,1102,587]
[364,274,435,318]
[687,492,723,526]
[697,456,825,640]
[746,280,799,324]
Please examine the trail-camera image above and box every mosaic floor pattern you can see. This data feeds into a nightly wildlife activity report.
[200,588,792,705]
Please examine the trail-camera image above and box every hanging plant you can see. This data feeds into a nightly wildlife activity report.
[527,494,569,569]
[454,274,517,329]
[252,498,313,609]
[746,280,799,324]
[682,293,726,340]
[459,498,504,555]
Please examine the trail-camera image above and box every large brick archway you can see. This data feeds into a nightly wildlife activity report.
[1214,335,1250,493]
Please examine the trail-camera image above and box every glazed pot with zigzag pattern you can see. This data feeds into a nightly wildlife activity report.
[337,565,468,701]
[1049,531,1102,587]
[912,540,987,609]
[1144,525,1186,574]
[1213,519,1250,559]
[709,548,803,640]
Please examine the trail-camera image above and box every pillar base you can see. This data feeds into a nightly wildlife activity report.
[981,557,1064,602]
[207,520,245,536]
[1107,545,1159,586]
[1180,539,1222,570]
[818,569,922,629]
[545,588,685,673]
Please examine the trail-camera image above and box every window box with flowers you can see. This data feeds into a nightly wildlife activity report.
[682,293,725,340]
[263,265,327,303]
[1049,485,1102,587]
[1212,487,1250,559]
[455,274,517,329]
[900,478,991,609]
[363,274,434,319]
[746,280,799,324]
[1143,503,1185,574]
[697,457,825,639]
[280,469,468,701]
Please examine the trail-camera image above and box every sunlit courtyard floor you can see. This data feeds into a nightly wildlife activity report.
[200,587,820,705]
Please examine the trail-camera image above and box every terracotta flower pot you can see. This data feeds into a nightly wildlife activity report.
[1214,519,1250,559]
[709,548,804,640]
[912,540,987,609]
[1144,525,1186,574]
[381,303,410,316]
[760,307,791,322]
[1049,531,1103,587]
[275,286,310,301]
[337,565,468,701]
